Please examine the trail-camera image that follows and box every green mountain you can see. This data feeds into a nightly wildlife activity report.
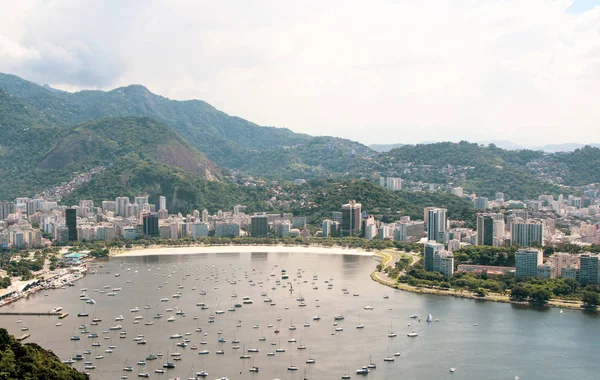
[0,328,88,380]
[0,91,220,199]
[374,141,569,199]
[0,73,313,168]
[290,179,476,226]
[40,116,219,178]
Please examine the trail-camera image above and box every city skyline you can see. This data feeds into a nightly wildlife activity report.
[1,1,599,146]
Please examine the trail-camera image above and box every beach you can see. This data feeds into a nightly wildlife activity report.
[112,244,373,257]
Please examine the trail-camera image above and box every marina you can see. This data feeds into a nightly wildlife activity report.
[1,251,599,380]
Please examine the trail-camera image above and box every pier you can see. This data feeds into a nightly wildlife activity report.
[0,312,64,317]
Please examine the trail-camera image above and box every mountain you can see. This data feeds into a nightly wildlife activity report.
[0,73,312,169]
[0,328,88,380]
[374,141,568,199]
[61,155,253,212]
[40,116,219,178]
[369,143,406,152]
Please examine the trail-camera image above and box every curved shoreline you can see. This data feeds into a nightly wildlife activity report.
[111,244,373,257]
[370,252,588,312]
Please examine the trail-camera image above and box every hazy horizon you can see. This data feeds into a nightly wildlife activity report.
[1,0,599,146]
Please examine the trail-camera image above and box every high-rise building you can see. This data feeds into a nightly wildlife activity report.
[473,197,489,210]
[0,201,15,221]
[251,215,269,237]
[233,205,247,215]
[331,211,343,224]
[134,196,149,210]
[379,177,402,191]
[143,212,159,237]
[495,192,505,202]
[424,242,445,272]
[115,197,129,217]
[426,208,447,243]
[394,221,425,242]
[433,251,454,278]
[215,223,240,237]
[452,187,464,197]
[201,209,209,223]
[579,254,600,285]
[159,196,166,211]
[322,220,332,237]
[191,223,209,238]
[511,219,544,247]
[341,201,362,237]
[102,201,117,212]
[66,208,77,242]
[476,214,494,246]
[515,249,543,277]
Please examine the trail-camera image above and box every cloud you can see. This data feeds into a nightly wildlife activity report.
[1,0,600,146]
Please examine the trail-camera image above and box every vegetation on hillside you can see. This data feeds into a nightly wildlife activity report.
[0,328,88,380]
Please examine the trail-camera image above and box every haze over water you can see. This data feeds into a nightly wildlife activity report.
[2,251,599,380]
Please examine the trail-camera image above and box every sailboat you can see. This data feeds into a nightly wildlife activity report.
[287,355,298,371]
[306,348,316,364]
[426,314,433,323]
[356,314,365,329]
[388,321,397,337]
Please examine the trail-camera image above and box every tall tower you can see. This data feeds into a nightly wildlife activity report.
[426,208,447,243]
[341,201,362,237]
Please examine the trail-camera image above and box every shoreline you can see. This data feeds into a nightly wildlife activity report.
[371,252,590,312]
[112,244,373,257]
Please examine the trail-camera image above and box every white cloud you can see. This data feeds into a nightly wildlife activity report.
[0,0,599,146]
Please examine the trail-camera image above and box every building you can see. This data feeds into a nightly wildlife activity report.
[515,249,543,277]
[537,264,553,278]
[476,214,494,246]
[364,224,377,240]
[433,251,454,278]
[0,201,15,221]
[424,242,445,272]
[115,197,129,217]
[452,187,464,197]
[143,212,159,237]
[322,220,332,237]
[191,223,209,238]
[579,254,600,285]
[394,221,425,242]
[473,197,489,210]
[341,201,362,237]
[457,264,515,275]
[250,215,268,237]
[511,219,544,247]
[215,223,240,238]
[159,196,166,211]
[379,177,402,191]
[66,208,77,242]
[426,208,447,243]
[277,222,291,237]
[122,227,137,240]
[551,252,579,278]
[495,192,505,202]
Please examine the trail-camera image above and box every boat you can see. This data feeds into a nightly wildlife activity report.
[110,325,123,330]
[154,369,165,374]
[356,366,369,374]
[409,314,418,319]
[137,373,149,378]
[163,362,175,369]
[197,370,208,377]
[249,366,259,373]
[52,306,63,312]
[77,312,89,317]
[71,336,80,341]
[450,368,456,372]
[407,332,418,337]
[560,309,564,314]
[334,315,345,320]
[313,315,321,321]
[123,367,134,372]
[426,314,433,323]
[367,355,376,368]
[115,315,125,321]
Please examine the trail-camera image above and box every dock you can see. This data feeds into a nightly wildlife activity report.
[0,312,63,316]
[16,333,30,341]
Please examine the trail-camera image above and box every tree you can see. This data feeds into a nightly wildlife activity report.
[582,291,600,310]
[510,284,530,301]
[529,286,552,305]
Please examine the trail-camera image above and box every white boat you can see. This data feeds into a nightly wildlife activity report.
[52,306,63,313]
[426,314,433,323]
[407,332,418,337]
[409,314,418,319]
[450,367,456,372]
[115,315,125,321]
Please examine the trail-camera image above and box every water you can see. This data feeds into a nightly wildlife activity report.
[2,251,599,380]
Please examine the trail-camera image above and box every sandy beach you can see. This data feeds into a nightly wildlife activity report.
[113,244,373,257]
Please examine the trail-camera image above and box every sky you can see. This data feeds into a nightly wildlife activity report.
[1,0,599,147]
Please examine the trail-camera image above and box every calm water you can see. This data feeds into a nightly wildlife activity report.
[1,251,599,380]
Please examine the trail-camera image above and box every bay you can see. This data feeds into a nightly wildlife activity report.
[1,251,599,380]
